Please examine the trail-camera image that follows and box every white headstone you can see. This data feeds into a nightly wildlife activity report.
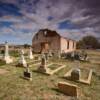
[44,31,47,35]
[48,50,52,57]
[57,50,61,58]
[21,49,24,55]
[4,42,13,64]
[29,47,33,59]
[71,52,75,58]
[19,49,27,67]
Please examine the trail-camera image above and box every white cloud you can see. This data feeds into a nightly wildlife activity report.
[0,0,100,44]
[0,16,24,23]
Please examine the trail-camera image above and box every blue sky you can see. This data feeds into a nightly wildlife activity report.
[0,0,100,44]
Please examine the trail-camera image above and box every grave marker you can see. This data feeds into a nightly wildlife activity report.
[29,47,33,59]
[4,42,13,64]
[71,69,81,80]
[23,65,32,81]
[38,55,47,72]
[17,49,27,67]
[48,50,52,57]
[58,82,80,98]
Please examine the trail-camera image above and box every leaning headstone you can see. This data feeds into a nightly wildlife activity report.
[38,56,47,72]
[71,68,81,80]
[4,41,13,64]
[23,64,32,81]
[58,82,79,98]
[29,47,33,59]
[17,49,27,67]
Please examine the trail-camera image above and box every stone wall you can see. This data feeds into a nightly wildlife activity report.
[60,37,76,53]
[32,31,60,53]
[32,30,76,53]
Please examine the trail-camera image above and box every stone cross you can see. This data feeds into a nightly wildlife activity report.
[29,47,33,59]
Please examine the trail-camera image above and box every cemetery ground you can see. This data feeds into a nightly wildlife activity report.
[0,50,100,100]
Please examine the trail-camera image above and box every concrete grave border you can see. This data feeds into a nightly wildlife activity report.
[28,59,41,67]
[16,59,41,67]
[64,68,93,85]
[47,64,66,75]
[37,63,66,75]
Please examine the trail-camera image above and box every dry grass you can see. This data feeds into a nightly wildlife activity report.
[0,50,100,100]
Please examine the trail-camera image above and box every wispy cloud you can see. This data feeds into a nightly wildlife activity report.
[0,0,100,44]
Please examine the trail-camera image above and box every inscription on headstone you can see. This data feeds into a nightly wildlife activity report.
[24,65,32,81]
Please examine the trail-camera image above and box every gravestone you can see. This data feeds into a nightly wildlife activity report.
[74,52,80,60]
[45,53,49,60]
[53,51,61,58]
[48,50,52,57]
[79,50,89,61]
[84,53,88,60]
[4,41,13,64]
[58,51,61,58]
[58,82,79,98]
[41,53,45,60]
[71,52,75,57]
[71,69,81,80]
[38,56,47,72]
[29,47,33,59]
[17,49,27,67]
[71,52,75,60]
[21,49,24,55]
[24,65,32,81]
